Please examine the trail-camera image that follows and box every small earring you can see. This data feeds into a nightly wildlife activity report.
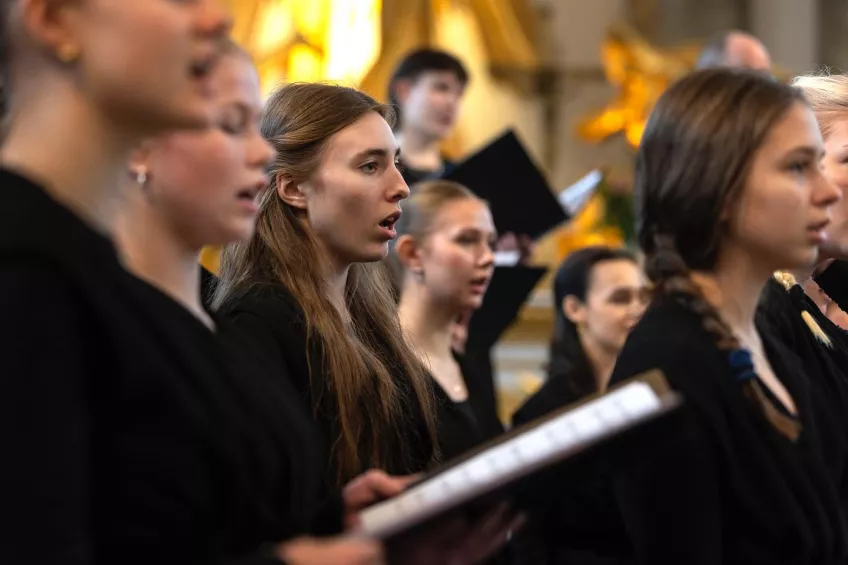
[56,44,80,64]
[135,168,148,187]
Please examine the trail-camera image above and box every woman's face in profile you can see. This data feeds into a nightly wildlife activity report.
[72,0,231,130]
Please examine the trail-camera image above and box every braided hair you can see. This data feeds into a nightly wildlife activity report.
[636,68,806,440]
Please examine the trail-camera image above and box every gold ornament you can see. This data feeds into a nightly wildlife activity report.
[577,24,700,148]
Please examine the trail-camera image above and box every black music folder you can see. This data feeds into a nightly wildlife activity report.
[354,371,683,540]
[466,265,547,353]
[443,129,567,240]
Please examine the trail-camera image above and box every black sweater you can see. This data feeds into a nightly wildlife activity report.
[608,295,848,565]
[220,282,437,485]
[0,169,340,565]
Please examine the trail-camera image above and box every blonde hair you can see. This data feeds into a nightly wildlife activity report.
[213,83,439,483]
[791,72,848,138]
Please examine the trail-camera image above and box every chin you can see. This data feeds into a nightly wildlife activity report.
[356,244,390,264]
[462,296,485,311]
[779,246,819,272]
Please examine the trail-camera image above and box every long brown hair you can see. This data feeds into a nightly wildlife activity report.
[213,83,439,482]
[636,68,806,440]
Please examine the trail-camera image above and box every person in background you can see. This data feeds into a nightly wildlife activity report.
[388,48,468,186]
[393,180,502,459]
[510,246,646,565]
[696,30,772,71]
[513,246,647,422]
[609,67,847,564]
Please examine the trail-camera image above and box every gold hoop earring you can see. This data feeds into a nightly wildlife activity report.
[56,44,80,64]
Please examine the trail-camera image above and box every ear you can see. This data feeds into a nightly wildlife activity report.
[562,295,587,326]
[394,234,423,272]
[276,172,308,210]
[393,78,413,105]
[20,0,81,61]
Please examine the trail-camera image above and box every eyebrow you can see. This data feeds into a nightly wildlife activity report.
[353,147,402,161]
[785,145,825,160]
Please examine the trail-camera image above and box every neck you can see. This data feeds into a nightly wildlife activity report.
[396,126,442,167]
[1,86,137,237]
[325,259,351,317]
[692,249,770,337]
[398,282,458,356]
[580,335,617,392]
[115,190,209,324]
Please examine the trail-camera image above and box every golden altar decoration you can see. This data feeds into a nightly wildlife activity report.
[578,24,701,148]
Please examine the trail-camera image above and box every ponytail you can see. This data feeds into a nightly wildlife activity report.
[647,234,800,441]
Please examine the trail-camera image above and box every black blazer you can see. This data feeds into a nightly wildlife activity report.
[220,282,437,485]
[0,169,340,565]
[609,295,848,565]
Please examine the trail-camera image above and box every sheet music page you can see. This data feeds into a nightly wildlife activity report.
[557,169,603,215]
[358,381,664,538]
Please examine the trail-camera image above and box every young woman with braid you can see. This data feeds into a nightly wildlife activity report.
[608,68,848,564]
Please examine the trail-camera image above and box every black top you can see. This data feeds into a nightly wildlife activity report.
[608,295,848,565]
[430,354,511,565]
[511,364,635,565]
[0,169,342,564]
[817,260,848,312]
[430,352,504,463]
[758,278,848,419]
[220,282,437,485]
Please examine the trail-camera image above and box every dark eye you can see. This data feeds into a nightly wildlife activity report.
[788,160,810,174]
[360,162,379,174]
[394,159,405,173]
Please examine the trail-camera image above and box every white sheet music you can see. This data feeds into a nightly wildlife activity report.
[357,381,665,539]
[557,169,603,216]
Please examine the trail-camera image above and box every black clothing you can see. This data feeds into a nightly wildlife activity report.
[430,353,511,565]
[511,364,634,565]
[608,295,848,565]
[818,260,848,311]
[220,281,437,485]
[0,169,340,565]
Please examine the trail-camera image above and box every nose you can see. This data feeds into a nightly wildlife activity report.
[479,241,495,270]
[196,0,234,41]
[813,171,841,209]
[249,133,276,170]
[388,168,410,202]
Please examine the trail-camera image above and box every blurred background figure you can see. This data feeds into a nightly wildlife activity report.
[696,30,772,70]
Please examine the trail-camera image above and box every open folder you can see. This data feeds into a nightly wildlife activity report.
[355,370,682,540]
[442,129,605,241]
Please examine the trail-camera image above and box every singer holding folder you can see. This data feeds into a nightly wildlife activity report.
[608,68,848,564]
